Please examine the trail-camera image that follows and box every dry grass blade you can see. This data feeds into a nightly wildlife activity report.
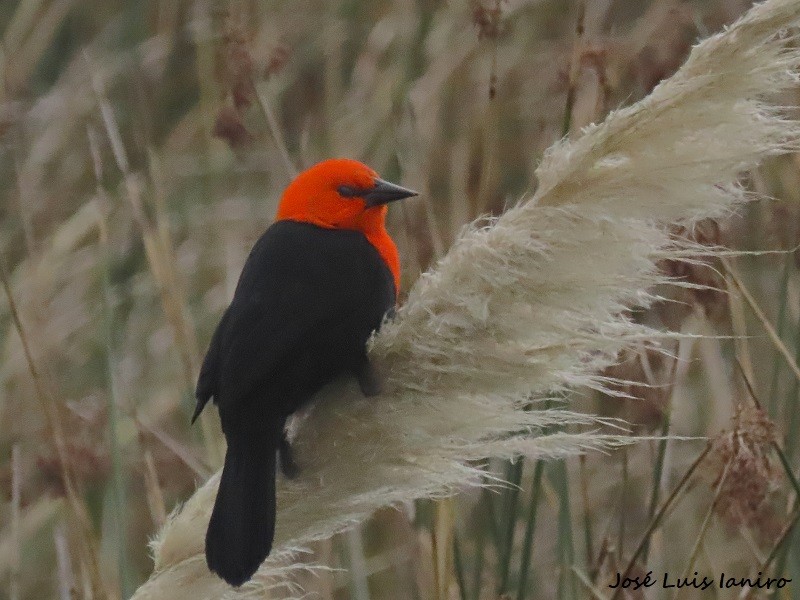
[673,457,733,600]
[53,522,75,600]
[255,84,299,180]
[739,505,800,599]
[9,445,21,600]
[130,1,800,597]
[571,565,610,600]
[611,445,712,600]
[86,64,222,467]
[721,256,800,384]
[0,260,108,599]
[142,448,168,530]
[0,496,63,575]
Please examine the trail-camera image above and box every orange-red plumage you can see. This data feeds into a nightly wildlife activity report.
[276,158,401,292]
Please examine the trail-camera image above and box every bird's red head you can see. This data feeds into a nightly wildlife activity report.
[276,158,417,294]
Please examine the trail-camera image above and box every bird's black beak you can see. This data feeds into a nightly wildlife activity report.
[363,178,418,207]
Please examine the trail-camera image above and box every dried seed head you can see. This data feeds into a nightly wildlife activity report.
[265,44,291,78]
[212,21,258,150]
[706,404,783,538]
[213,104,253,148]
[36,442,111,496]
[472,0,506,40]
[217,29,256,110]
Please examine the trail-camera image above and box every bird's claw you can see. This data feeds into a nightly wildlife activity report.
[355,358,383,397]
[279,432,300,479]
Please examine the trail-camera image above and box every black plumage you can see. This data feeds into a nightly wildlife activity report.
[193,219,395,586]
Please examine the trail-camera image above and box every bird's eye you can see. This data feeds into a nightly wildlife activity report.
[337,185,361,197]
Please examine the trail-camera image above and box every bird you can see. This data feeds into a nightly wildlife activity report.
[191,158,417,587]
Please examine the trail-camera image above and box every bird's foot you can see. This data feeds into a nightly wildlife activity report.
[279,432,299,479]
[355,358,382,397]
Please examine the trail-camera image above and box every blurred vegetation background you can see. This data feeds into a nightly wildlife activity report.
[2,0,800,598]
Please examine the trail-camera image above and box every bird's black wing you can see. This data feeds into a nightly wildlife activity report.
[193,220,394,423]
[194,304,235,423]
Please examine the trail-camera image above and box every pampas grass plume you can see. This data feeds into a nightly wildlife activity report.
[131,1,800,597]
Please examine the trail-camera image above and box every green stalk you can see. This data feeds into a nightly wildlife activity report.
[761,507,800,600]
[453,531,468,600]
[483,485,502,550]
[771,306,800,589]
[610,444,711,600]
[498,458,525,594]
[579,455,594,572]
[617,449,628,562]
[673,458,733,600]
[782,314,800,460]
[517,460,545,600]
[553,461,576,600]
[774,446,800,502]
[100,221,134,598]
[549,20,580,596]
[642,411,670,563]
[471,497,487,600]
[767,254,793,418]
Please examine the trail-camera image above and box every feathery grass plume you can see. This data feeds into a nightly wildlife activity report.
[132,0,800,597]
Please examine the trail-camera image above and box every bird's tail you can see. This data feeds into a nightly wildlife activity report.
[206,434,277,587]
